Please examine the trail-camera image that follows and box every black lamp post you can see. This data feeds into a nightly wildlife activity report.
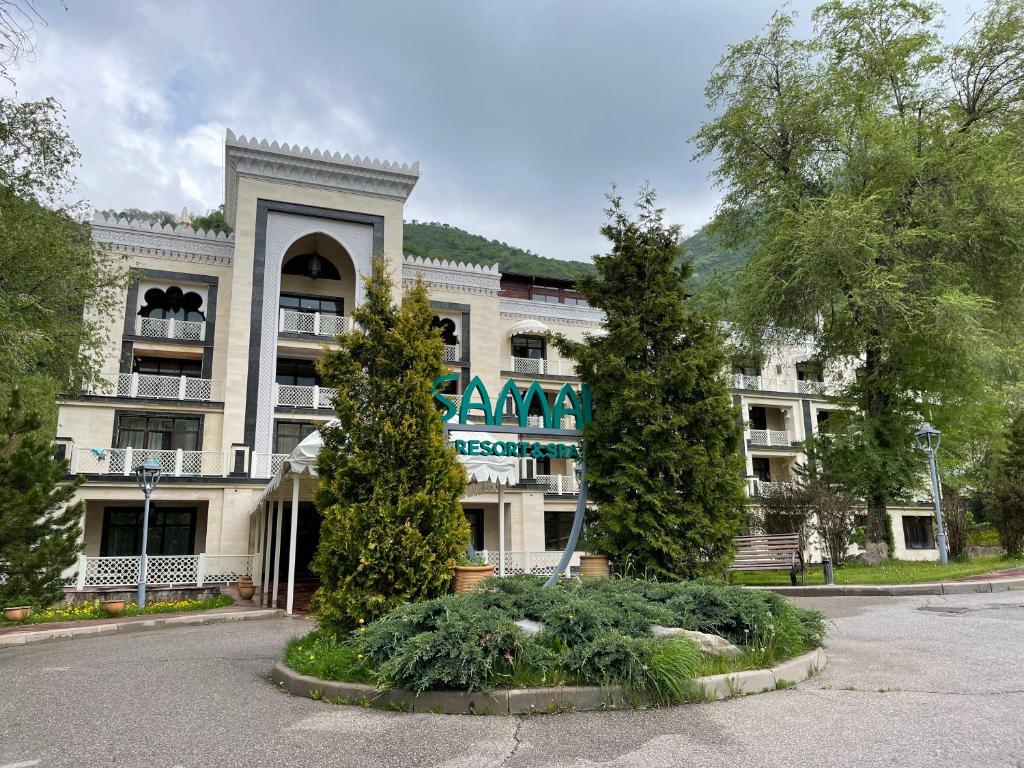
[914,423,948,565]
[135,458,162,607]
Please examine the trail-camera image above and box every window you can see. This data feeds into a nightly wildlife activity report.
[796,361,823,383]
[735,364,760,376]
[511,334,545,360]
[534,457,551,475]
[115,414,201,451]
[563,296,589,307]
[133,357,202,377]
[431,315,459,346]
[752,457,771,482]
[274,421,317,454]
[101,506,196,556]
[138,286,206,321]
[903,516,935,550]
[748,406,768,431]
[282,252,342,280]
[276,359,320,387]
[464,509,484,552]
[531,289,561,303]
[544,511,576,551]
[279,293,343,316]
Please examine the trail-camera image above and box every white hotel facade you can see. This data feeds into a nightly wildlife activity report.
[55,131,939,605]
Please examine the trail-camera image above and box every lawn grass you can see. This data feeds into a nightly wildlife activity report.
[1,594,235,626]
[730,554,1024,586]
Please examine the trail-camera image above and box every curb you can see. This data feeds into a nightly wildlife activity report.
[750,576,1024,597]
[0,609,285,647]
[270,647,827,715]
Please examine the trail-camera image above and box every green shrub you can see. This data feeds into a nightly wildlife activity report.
[292,576,825,698]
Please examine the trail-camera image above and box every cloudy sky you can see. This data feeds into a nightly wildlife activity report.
[2,0,976,263]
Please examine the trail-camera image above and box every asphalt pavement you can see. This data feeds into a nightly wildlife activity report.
[2,590,1023,767]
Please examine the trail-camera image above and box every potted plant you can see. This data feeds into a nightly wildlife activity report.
[3,605,31,622]
[237,576,256,600]
[577,530,610,579]
[452,551,495,593]
[101,599,126,617]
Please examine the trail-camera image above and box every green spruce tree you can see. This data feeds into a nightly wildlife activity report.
[985,412,1024,558]
[554,189,746,579]
[0,389,84,607]
[311,258,468,633]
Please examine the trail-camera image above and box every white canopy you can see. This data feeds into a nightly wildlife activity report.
[253,420,337,507]
[507,318,549,337]
[450,431,519,486]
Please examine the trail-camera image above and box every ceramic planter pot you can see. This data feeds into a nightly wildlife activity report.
[237,577,256,600]
[100,599,126,617]
[453,563,496,593]
[3,606,31,622]
[578,554,610,579]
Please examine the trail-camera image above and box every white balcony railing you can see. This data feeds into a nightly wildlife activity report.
[747,478,794,497]
[251,452,288,479]
[135,316,206,341]
[747,429,793,447]
[444,344,461,363]
[478,550,575,578]
[89,373,222,401]
[510,357,575,376]
[537,474,580,495]
[279,308,353,338]
[72,553,254,589]
[526,414,578,429]
[71,446,228,477]
[732,373,832,395]
[275,383,337,409]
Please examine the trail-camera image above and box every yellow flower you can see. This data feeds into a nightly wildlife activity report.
[356,653,363,659]
[358,618,365,625]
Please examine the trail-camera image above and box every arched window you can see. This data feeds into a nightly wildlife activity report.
[282,252,341,280]
[139,287,205,322]
[431,316,459,346]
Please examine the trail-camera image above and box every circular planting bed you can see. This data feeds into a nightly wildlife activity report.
[277,576,826,715]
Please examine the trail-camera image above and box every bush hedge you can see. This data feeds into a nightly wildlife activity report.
[285,577,824,703]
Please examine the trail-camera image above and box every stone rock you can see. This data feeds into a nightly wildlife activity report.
[649,626,741,658]
[514,619,545,636]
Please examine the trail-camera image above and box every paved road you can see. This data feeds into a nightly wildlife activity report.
[2,591,1023,768]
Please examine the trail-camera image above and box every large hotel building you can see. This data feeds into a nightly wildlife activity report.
[55,131,939,608]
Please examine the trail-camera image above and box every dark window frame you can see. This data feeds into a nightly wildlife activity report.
[276,359,321,387]
[279,292,344,316]
[114,412,202,451]
[100,505,197,556]
[133,356,202,377]
[903,516,936,550]
[274,421,318,455]
[464,508,484,552]
[544,510,576,551]
[511,334,546,360]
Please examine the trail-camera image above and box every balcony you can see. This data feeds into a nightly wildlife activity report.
[444,344,462,363]
[135,316,206,341]
[537,473,580,495]
[275,383,337,409]
[251,452,288,478]
[509,356,574,376]
[71,553,254,588]
[732,373,831,396]
[89,373,222,402]
[747,478,794,497]
[71,446,228,477]
[279,308,353,338]
[746,429,794,448]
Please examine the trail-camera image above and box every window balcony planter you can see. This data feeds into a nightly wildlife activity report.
[279,308,353,337]
[135,316,206,341]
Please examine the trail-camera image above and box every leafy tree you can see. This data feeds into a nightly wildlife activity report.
[693,0,1024,557]
[0,388,84,607]
[99,207,178,227]
[1,97,123,406]
[554,188,746,579]
[190,205,231,234]
[984,412,1024,557]
[311,258,468,633]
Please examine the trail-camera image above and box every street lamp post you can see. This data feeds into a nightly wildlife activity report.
[914,424,948,566]
[135,458,163,608]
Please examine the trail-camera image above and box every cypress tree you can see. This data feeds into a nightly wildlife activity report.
[0,389,84,607]
[985,412,1024,558]
[554,189,746,579]
[311,258,468,633]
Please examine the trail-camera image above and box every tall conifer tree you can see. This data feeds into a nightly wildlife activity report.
[555,189,746,579]
[0,389,84,607]
[312,259,468,634]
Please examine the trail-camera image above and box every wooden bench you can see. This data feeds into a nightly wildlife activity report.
[729,534,805,585]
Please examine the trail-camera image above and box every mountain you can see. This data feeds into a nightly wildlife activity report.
[680,225,750,291]
[403,221,597,280]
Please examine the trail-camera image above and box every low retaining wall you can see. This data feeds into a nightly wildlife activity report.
[271,647,827,715]
[754,576,1024,597]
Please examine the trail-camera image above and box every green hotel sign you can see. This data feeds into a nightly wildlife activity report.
[432,373,590,459]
